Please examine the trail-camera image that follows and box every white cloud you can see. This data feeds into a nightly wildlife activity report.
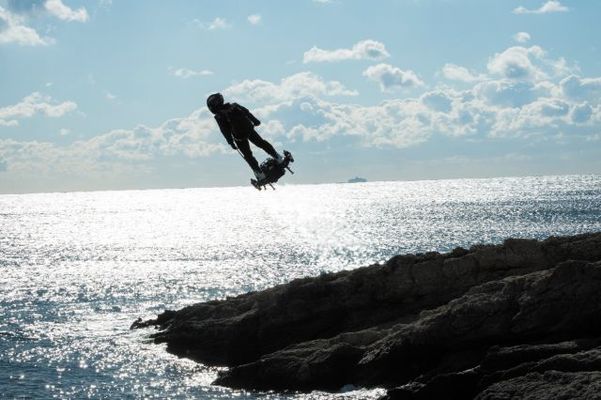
[83,111,225,161]
[571,103,593,124]
[487,46,551,80]
[247,14,261,25]
[222,80,460,147]
[513,32,531,43]
[560,75,601,103]
[223,71,358,104]
[513,1,569,14]
[105,92,117,100]
[44,0,88,22]
[441,63,485,83]
[303,39,390,63]
[208,17,229,30]
[491,97,571,137]
[272,97,433,148]
[0,92,77,126]
[0,6,52,46]
[363,63,424,91]
[421,91,453,113]
[474,79,551,108]
[196,17,230,30]
[59,128,70,136]
[0,1,87,46]
[169,67,214,79]
[0,108,226,178]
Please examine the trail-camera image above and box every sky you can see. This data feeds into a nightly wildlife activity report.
[1,0,600,193]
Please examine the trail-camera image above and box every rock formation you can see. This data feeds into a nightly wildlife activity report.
[132,232,601,399]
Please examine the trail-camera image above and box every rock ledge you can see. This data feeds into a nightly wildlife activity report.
[133,232,601,399]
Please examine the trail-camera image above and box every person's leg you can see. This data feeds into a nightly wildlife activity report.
[235,138,261,172]
[248,130,280,159]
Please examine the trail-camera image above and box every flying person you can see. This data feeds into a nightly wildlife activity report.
[207,93,288,182]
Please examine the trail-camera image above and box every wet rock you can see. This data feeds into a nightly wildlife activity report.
[134,232,601,398]
[130,310,176,330]
[476,371,601,400]
[215,260,601,391]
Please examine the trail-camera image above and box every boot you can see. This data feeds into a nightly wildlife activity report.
[282,150,293,163]
[254,169,266,181]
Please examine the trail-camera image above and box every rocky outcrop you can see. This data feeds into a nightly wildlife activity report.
[132,232,601,398]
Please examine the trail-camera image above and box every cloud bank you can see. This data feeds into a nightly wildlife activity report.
[2,42,600,189]
[0,108,225,181]
[229,44,600,149]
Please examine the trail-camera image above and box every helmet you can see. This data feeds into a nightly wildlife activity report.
[207,93,224,113]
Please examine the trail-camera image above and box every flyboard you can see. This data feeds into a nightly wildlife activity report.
[250,150,294,191]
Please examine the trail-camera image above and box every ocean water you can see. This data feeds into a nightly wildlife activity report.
[1,175,600,399]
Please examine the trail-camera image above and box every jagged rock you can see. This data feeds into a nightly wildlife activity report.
[214,260,601,391]
[130,310,176,330]
[132,232,601,398]
[475,371,601,400]
[383,368,481,400]
[380,339,601,399]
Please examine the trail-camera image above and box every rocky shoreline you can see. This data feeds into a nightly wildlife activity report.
[132,232,601,399]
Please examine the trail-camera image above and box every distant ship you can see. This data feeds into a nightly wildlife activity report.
[347,177,367,183]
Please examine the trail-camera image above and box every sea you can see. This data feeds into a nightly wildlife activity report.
[1,175,600,399]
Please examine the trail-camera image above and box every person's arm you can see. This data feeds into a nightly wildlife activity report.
[239,104,261,127]
[215,114,236,148]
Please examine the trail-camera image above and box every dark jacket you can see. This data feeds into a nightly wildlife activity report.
[214,103,261,146]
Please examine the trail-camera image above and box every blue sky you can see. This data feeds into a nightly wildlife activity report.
[1,0,600,193]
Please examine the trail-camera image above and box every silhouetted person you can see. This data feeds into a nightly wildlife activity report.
[207,93,285,181]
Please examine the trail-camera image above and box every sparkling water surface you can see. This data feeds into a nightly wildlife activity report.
[1,175,600,399]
